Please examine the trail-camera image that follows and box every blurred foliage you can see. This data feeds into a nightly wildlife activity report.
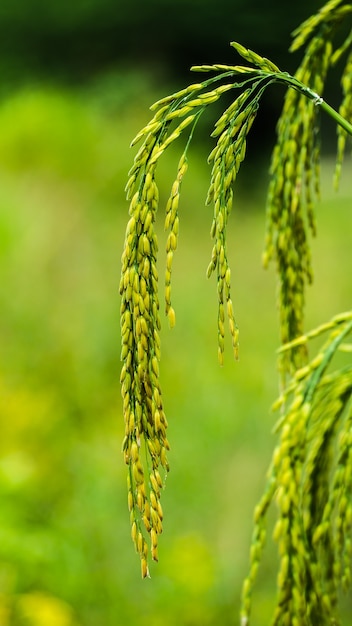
[0,73,351,625]
[0,0,322,83]
[0,0,342,153]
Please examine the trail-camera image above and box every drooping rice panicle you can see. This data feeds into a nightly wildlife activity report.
[241,314,352,625]
[122,3,352,596]
[263,31,334,378]
[334,50,352,188]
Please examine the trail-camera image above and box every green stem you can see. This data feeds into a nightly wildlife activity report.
[278,71,352,136]
[318,98,352,135]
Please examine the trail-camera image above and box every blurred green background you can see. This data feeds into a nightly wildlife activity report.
[0,1,351,625]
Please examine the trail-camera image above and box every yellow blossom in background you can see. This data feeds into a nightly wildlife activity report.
[17,592,77,626]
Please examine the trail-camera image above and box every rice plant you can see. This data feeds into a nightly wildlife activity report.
[121,0,352,622]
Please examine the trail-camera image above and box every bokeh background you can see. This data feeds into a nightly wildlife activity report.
[0,1,351,624]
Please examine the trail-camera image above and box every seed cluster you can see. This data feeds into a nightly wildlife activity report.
[241,313,352,625]
[335,50,352,187]
[206,89,258,363]
[263,0,352,380]
[263,32,334,377]
[193,43,284,365]
[230,42,280,73]
[164,153,187,326]
[290,0,350,53]
[121,161,169,577]
[122,75,256,574]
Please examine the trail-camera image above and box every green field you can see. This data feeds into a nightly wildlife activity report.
[0,78,351,625]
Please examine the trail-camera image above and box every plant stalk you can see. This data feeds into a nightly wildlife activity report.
[319,98,352,135]
[279,71,352,136]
